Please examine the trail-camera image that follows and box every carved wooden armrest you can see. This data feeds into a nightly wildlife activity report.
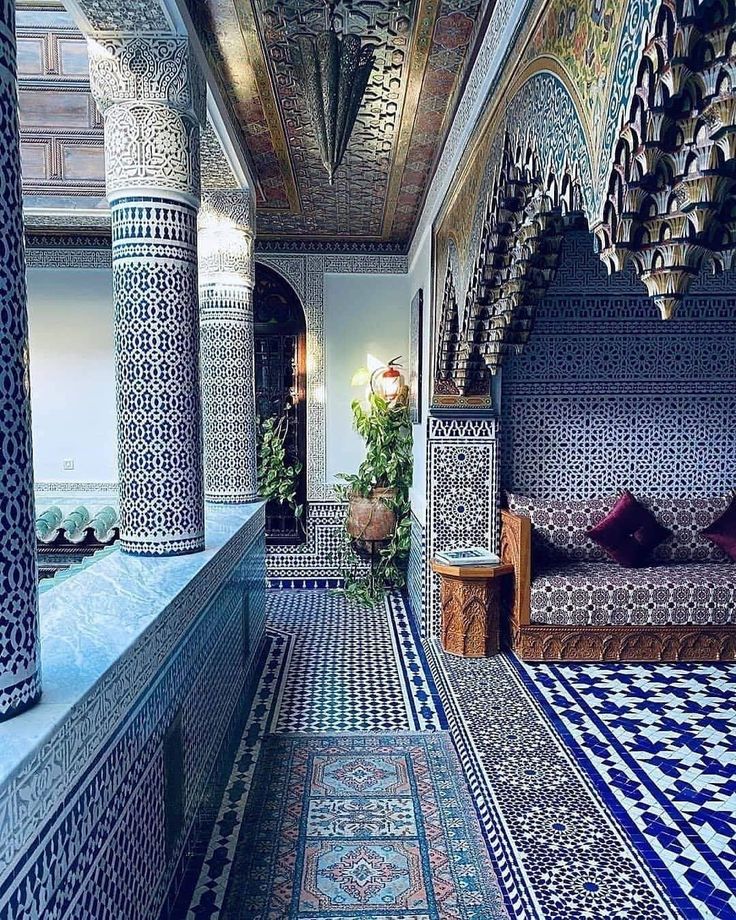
[500,509,532,634]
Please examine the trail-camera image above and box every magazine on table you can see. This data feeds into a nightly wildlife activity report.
[435,547,501,566]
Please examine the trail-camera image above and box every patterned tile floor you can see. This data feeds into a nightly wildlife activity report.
[177,590,736,920]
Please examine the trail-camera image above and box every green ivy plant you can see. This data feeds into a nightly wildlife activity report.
[335,392,413,605]
[257,415,304,530]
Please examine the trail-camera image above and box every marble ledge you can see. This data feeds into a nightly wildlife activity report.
[0,502,265,789]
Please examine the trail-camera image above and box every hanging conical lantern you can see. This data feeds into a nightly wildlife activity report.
[297,3,375,185]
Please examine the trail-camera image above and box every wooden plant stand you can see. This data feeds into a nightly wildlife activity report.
[431,560,514,657]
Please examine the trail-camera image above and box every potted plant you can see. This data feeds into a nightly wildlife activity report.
[335,385,413,605]
[257,414,304,532]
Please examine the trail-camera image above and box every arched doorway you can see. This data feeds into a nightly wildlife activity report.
[254,263,307,544]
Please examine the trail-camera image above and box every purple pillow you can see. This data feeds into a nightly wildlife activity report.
[588,491,672,567]
[702,496,736,561]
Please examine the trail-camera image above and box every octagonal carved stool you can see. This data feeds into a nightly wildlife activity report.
[431,560,514,657]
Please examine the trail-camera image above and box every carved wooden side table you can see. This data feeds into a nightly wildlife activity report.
[430,560,515,657]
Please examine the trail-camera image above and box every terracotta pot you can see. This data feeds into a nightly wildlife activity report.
[346,488,397,543]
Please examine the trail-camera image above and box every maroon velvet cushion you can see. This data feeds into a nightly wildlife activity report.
[587,491,672,567]
[702,496,736,561]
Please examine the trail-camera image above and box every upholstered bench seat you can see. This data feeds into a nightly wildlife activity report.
[530,562,736,627]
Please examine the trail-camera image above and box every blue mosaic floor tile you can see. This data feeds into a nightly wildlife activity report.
[520,661,736,920]
[267,589,442,733]
[427,644,681,920]
[183,590,736,920]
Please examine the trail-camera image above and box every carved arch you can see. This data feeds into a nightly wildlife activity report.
[594,0,736,318]
[438,70,593,387]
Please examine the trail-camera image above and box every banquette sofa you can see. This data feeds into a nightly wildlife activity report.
[500,492,736,661]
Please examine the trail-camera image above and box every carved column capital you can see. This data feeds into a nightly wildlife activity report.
[200,190,255,236]
[198,191,255,289]
[88,35,205,206]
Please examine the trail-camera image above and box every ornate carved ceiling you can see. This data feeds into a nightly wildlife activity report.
[188,0,493,243]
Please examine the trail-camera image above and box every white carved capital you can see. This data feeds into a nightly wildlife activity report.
[88,35,204,206]
[198,191,255,285]
[88,35,205,120]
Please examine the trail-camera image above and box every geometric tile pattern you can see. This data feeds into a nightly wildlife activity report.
[183,589,443,919]
[185,590,736,920]
[182,632,290,919]
[426,415,499,637]
[427,644,681,920]
[218,733,507,918]
[408,511,426,627]
[198,192,258,503]
[268,589,442,733]
[501,231,736,502]
[88,35,207,556]
[523,661,736,920]
[0,0,41,721]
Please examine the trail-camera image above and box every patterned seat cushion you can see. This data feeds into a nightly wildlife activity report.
[506,493,618,564]
[644,495,734,564]
[530,562,736,626]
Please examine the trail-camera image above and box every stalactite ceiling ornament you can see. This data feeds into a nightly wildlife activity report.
[437,135,585,394]
[435,0,736,399]
[595,0,736,320]
[297,1,375,185]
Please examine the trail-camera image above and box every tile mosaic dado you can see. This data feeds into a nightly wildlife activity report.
[0,505,266,920]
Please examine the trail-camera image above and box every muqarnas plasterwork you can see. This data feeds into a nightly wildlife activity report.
[0,0,41,720]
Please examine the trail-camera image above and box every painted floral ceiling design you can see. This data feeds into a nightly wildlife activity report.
[188,0,493,243]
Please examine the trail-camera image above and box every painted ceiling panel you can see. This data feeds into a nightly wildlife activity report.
[191,0,493,243]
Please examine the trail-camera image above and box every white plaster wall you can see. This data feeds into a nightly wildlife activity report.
[26,267,117,482]
[324,272,411,483]
[407,236,433,518]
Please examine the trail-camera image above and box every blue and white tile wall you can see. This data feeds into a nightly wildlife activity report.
[408,510,426,626]
[500,230,736,499]
[0,518,265,919]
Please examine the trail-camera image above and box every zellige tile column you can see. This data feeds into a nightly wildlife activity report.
[0,0,41,720]
[198,191,259,502]
[89,36,206,555]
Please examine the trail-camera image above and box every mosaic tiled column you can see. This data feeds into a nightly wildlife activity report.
[425,415,500,637]
[89,36,206,555]
[0,0,41,720]
[198,192,259,502]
